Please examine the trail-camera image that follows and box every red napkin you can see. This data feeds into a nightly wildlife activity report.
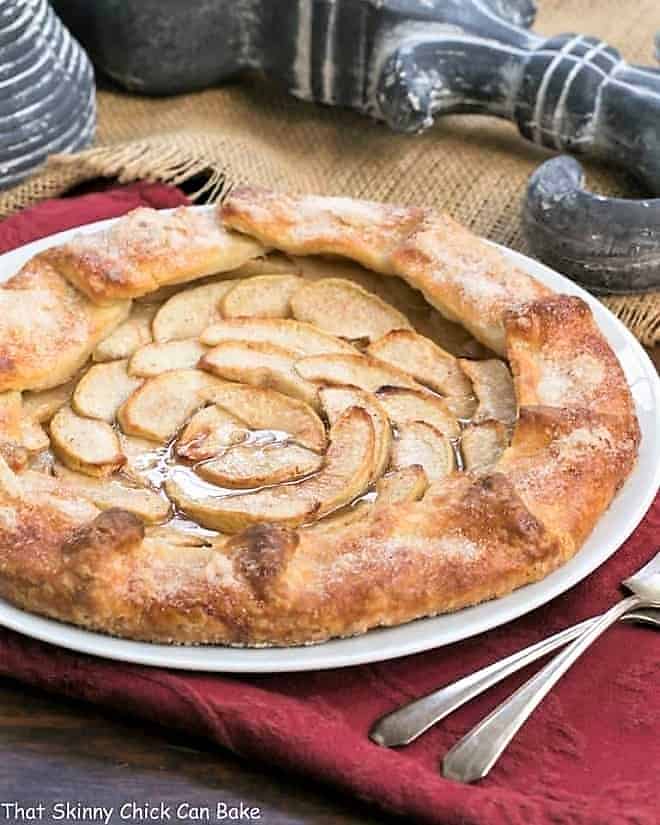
[0,183,658,825]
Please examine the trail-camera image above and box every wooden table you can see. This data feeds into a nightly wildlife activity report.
[1,347,657,824]
[0,678,398,824]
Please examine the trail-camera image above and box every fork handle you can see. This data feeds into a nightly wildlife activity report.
[441,594,643,783]
[369,615,596,747]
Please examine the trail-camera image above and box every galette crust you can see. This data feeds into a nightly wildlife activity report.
[222,187,550,355]
[0,259,129,392]
[0,192,640,646]
[43,207,264,303]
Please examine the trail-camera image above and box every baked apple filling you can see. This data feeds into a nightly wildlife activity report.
[7,265,520,540]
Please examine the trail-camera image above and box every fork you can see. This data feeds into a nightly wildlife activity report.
[442,550,660,782]
[369,606,660,749]
[370,553,660,753]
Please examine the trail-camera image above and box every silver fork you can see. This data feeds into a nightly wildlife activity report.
[369,606,660,748]
[442,550,660,782]
[370,553,660,752]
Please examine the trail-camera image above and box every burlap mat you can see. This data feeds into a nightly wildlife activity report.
[2,0,659,346]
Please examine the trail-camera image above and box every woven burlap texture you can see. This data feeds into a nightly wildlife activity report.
[2,0,659,346]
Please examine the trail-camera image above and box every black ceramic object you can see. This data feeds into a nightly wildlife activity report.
[52,0,660,292]
[54,0,660,190]
[52,0,240,96]
[523,156,660,294]
[0,0,95,190]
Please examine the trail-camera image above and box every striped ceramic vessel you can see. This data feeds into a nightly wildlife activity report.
[0,0,95,189]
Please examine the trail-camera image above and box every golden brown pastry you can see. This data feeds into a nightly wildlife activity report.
[0,193,639,646]
[222,187,550,354]
[0,259,129,392]
[44,206,264,303]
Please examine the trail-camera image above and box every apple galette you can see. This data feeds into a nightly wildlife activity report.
[0,192,639,645]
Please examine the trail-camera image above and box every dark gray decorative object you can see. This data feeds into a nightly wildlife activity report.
[523,156,660,294]
[0,0,95,190]
[54,0,660,188]
[522,28,660,295]
[52,0,660,293]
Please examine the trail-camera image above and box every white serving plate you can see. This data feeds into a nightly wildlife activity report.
[0,210,658,672]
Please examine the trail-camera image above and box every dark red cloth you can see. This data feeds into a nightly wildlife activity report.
[0,183,658,825]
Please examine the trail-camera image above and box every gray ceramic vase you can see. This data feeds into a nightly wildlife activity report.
[0,0,95,190]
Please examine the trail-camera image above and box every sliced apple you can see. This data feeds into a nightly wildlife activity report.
[128,339,208,377]
[200,341,320,409]
[221,274,303,319]
[375,387,460,438]
[458,359,517,426]
[73,360,143,422]
[191,383,326,453]
[118,369,226,443]
[176,405,249,461]
[294,353,418,394]
[93,304,157,362]
[367,329,476,418]
[198,442,324,488]
[121,368,327,451]
[392,421,455,482]
[54,463,170,524]
[461,420,509,473]
[118,432,168,487]
[319,386,391,482]
[50,406,125,477]
[290,278,412,341]
[200,318,355,356]
[22,379,76,423]
[15,470,101,523]
[368,330,470,394]
[20,419,50,452]
[231,252,301,278]
[295,255,428,313]
[443,394,478,420]
[415,308,491,359]
[376,465,429,504]
[305,500,371,534]
[166,406,374,532]
[152,281,235,342]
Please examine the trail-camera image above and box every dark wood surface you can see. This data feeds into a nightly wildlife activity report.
[0,677,400,825]
[0,348,657,825]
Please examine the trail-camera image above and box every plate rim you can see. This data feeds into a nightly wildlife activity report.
[0,210,658,672]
